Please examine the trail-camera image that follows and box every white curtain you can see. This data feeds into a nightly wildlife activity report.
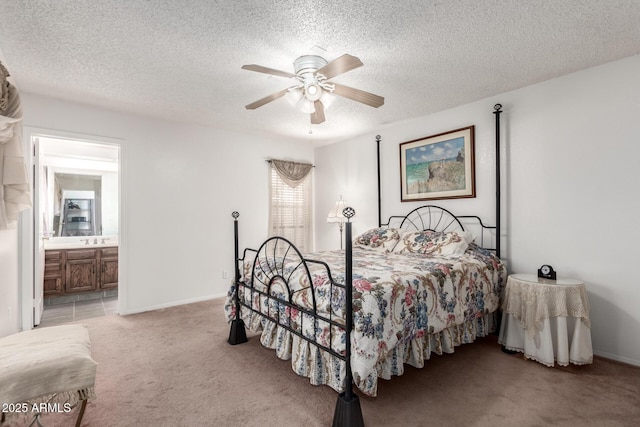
[268,159,313,252]
[0,62,31,230]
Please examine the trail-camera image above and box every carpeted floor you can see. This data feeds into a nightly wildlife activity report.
[8,298,640,427]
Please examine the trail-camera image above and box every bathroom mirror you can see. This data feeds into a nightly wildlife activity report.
[54,173,102,236]
[40,137,119,240]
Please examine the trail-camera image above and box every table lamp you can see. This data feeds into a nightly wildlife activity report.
[327,196,348,249]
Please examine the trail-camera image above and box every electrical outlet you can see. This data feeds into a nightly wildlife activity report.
[222,271,228,280]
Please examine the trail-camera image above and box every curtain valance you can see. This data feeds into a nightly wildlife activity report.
[270,159,313,188]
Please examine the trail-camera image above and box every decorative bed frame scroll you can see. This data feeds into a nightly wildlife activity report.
[228,105,503,427]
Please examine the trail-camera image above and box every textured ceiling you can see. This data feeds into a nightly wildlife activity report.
[1,1,640,145]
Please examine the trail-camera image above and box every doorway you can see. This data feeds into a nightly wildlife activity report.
[23,128,121,328]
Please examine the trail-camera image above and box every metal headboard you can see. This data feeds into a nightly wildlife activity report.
[381,205,497,252]
[383,205,464,233]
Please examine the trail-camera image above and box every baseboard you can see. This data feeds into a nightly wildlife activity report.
[119,293,225,316]
[593,350,640,367]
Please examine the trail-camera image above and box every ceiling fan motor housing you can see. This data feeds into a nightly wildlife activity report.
[295,55,328,101]
[294,55,328,75]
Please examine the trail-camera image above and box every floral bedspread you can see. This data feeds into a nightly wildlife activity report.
[224,243,506,396]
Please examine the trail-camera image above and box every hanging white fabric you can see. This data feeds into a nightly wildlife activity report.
[0,62,31,229]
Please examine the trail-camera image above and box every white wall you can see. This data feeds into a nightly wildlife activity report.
[505,55,640,365]
[315,54,640,366]
[101,171,118,235]
[19,93,314,315]
[0,229,20,336]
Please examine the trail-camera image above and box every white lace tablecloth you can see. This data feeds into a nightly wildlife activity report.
[498,274,593,366]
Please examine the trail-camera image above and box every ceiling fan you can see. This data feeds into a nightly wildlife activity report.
[241,54,384,125]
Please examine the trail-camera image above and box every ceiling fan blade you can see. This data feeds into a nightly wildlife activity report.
[331,83,384,108]
[316,54,363,79]
[245,88,289,110]
[241,64,296,79]
[310,100,325,124]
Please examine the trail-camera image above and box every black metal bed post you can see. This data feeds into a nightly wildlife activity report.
[493,104,502,258]
[333,207,364,427]
[376,135,382,227]
[228,211,247,345]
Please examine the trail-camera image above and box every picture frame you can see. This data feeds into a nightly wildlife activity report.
[399,126,475,202]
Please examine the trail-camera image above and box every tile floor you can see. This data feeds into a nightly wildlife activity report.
[38,296,118,327]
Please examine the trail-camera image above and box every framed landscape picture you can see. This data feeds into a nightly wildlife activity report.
[399,126,475,202]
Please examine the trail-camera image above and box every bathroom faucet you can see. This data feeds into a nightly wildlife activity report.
[93,238,98,245]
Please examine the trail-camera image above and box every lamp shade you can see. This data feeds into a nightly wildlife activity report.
[327,199,348,223]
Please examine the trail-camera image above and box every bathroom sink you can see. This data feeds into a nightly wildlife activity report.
[44,236,119,250]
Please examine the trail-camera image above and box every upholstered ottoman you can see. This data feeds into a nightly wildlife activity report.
[0,324,97,426]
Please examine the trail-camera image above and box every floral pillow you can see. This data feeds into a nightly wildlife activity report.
[353,227,402,252]
[393,230,474,257]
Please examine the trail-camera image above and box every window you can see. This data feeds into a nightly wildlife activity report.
[268,160,313,252]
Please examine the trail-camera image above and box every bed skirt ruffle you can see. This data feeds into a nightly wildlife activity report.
[228,302,498,397]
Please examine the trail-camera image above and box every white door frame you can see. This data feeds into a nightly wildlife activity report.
[19,127,124,331]
[32,136,45,325]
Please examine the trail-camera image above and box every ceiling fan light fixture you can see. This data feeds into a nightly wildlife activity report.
[307,84,318,96]
[296,97,316,114]
[319,90,335,109]
[286,87,303,106]
[304,80,322,101]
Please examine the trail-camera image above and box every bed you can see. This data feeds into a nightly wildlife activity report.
[226,105,505,426]
[224,205,506,424]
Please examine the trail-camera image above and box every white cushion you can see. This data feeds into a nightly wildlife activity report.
[0,324,97,405]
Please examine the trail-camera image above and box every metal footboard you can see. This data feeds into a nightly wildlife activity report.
[228,210,363,426]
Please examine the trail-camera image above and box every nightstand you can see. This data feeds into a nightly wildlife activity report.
[498,273,593,366]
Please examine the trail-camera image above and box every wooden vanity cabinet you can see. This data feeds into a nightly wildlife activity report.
[44,247,118,296]
[65,249,98,293]
[99,247,119,289]
[43,250,64,295]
